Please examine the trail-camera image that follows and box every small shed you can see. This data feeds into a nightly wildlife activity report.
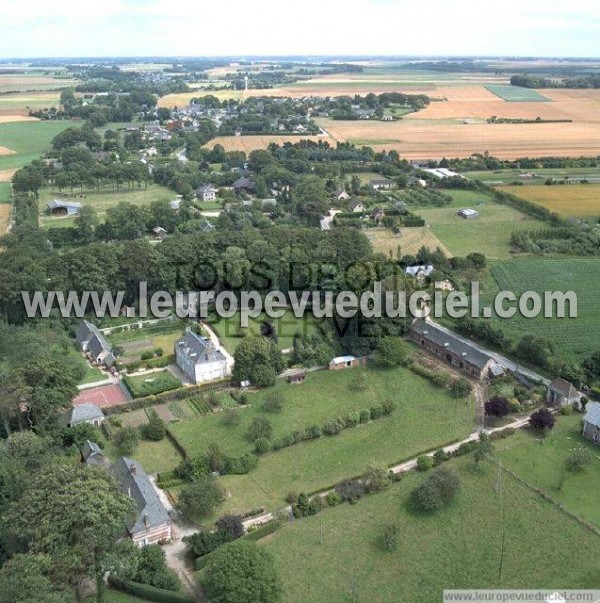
[152,226,167,240]
[329,356,365,370]
[47,199,82,216]
[457,208,479,219]
[287,370,306,384]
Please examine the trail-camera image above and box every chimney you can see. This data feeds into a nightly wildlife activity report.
[144,514,149,528]
[129,463,136,476]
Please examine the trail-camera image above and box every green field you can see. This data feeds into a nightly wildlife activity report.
[0,120,76,171]
[170,366,475,514]
[485,85,551,102]
[417,189,547,259]
[207,309,322,353]
[496,414,600,527]
[487,258,600,361]
[123,370,182,398]
[0,182,10,203]
[39,183,175,228]
[261,455,600,603]
[463,167,600,185]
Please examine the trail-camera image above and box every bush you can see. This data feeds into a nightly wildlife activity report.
[323,420,343,436]
[560,404,574,416]
[410,467,460,512]
[292,493,311,517]
[377,522,401,552]
[565,447,592,473]
[433,449,449,465]
[416,455,434,472]
[129,545,180,591]
[304,424,322,439]
[222,408,241,426]
[381,400,396,415]
[335,479,365,503]
[431,372,452,388]
[154,347,164,357]
[246,417,273,442]
[325,491,342,506]
[345,411,360,427]
[184,530,230,558]
[485,396,511,417]
[529,407,556,432]
[141,351,154,361]
[262,392,285,413]
[285,492,299,504]
[359,409,371,423]
[452,440,479,457]
[108,576,193,603]
[178,475,226,519]
[370,405,384,420]
[113,427,140,456]
[142,409,167,441]
[450,378,472,398]
[254,437,272,454]
[174,454,209,482]
[216,514,245,540]
[222,453,258,475]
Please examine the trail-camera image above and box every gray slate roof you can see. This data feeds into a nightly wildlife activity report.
[411,320,493,370]
[549,378,578,398]
[81,440,106,465]
[584,402,600,428]
[63,403,104,426]
[112,457,170,535]
[77,320,113,360]
[47,199,82,210]
[176,329,225,366]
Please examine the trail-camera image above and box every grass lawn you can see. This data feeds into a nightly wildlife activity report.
[0,182,11,203]
[79,365,105,385]
[123,370,181,398]
[170,366,475,514]
[105,436,183,475]
[260,455,600,603]
[496,414,600,527]
[0,120,76,172]
[85,588,152,603]
[485,85,551,102]
[39,183,175,228]
[417,190,547,259]
[486,258,600,362]
[207,309,323,353]
[463,166,600,185]
[108,324,184,361]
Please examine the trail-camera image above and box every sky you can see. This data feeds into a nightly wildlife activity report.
[0,0,598,58]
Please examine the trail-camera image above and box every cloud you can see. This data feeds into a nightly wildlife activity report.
[0,0,597,57]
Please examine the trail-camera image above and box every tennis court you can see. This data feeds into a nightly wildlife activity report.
[72,383,131,409]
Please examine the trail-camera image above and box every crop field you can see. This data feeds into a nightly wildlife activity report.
[497,184,600,218]
[365,226,451,257]
[0,73,76,93]
[485,85,551,102]
[487,258,600,361]
[415,190,546,259]
[496,415,600,528]
[203,134,333,153]
[0,92,62,116]
[0,120,75,172]
[262,455,600,603]
[38,183,175,228]
[318,117,600,160]
[170,366,475,513]
[0,204,10,234]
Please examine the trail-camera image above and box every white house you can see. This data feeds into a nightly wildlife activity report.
[174,328,229,384]
[197,184,218,202]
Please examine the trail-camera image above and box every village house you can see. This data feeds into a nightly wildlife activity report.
[405,264,435,280]
[582,402,600,445]
[47,199,82,216]
[371,207,385,222]
[349,199,366,213]
[80,440,108,466]
[61,403,105,428]
[333,189,350,201]
[112,457,172,547]
[369,178,396,191]
[233,176,256,193]
[174,328,229,384]
[76,320,115,366]
[197,184,218,202]
[169,198,182,211]
[410,320,503,380]
[152,226,167,241]
[546,378,581,407]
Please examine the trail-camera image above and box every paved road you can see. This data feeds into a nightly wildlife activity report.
[426,319,550,386]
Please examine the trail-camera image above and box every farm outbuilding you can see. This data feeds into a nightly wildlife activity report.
[329,356,366,370]
[47,199,82,216]
[457,208,480,219]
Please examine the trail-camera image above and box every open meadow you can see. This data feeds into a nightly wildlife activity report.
[415,189,546,259]
[260,454,600,603]
[169,366,475,513]
[486,258,600,362]
[38,183,175,228]
[365,226,451,258]
[497,184,600,218]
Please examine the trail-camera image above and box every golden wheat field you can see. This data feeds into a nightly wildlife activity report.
[366,227,451,257]
[0,169,16,182]
[497,184,600,217]
[0,146,16,155]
